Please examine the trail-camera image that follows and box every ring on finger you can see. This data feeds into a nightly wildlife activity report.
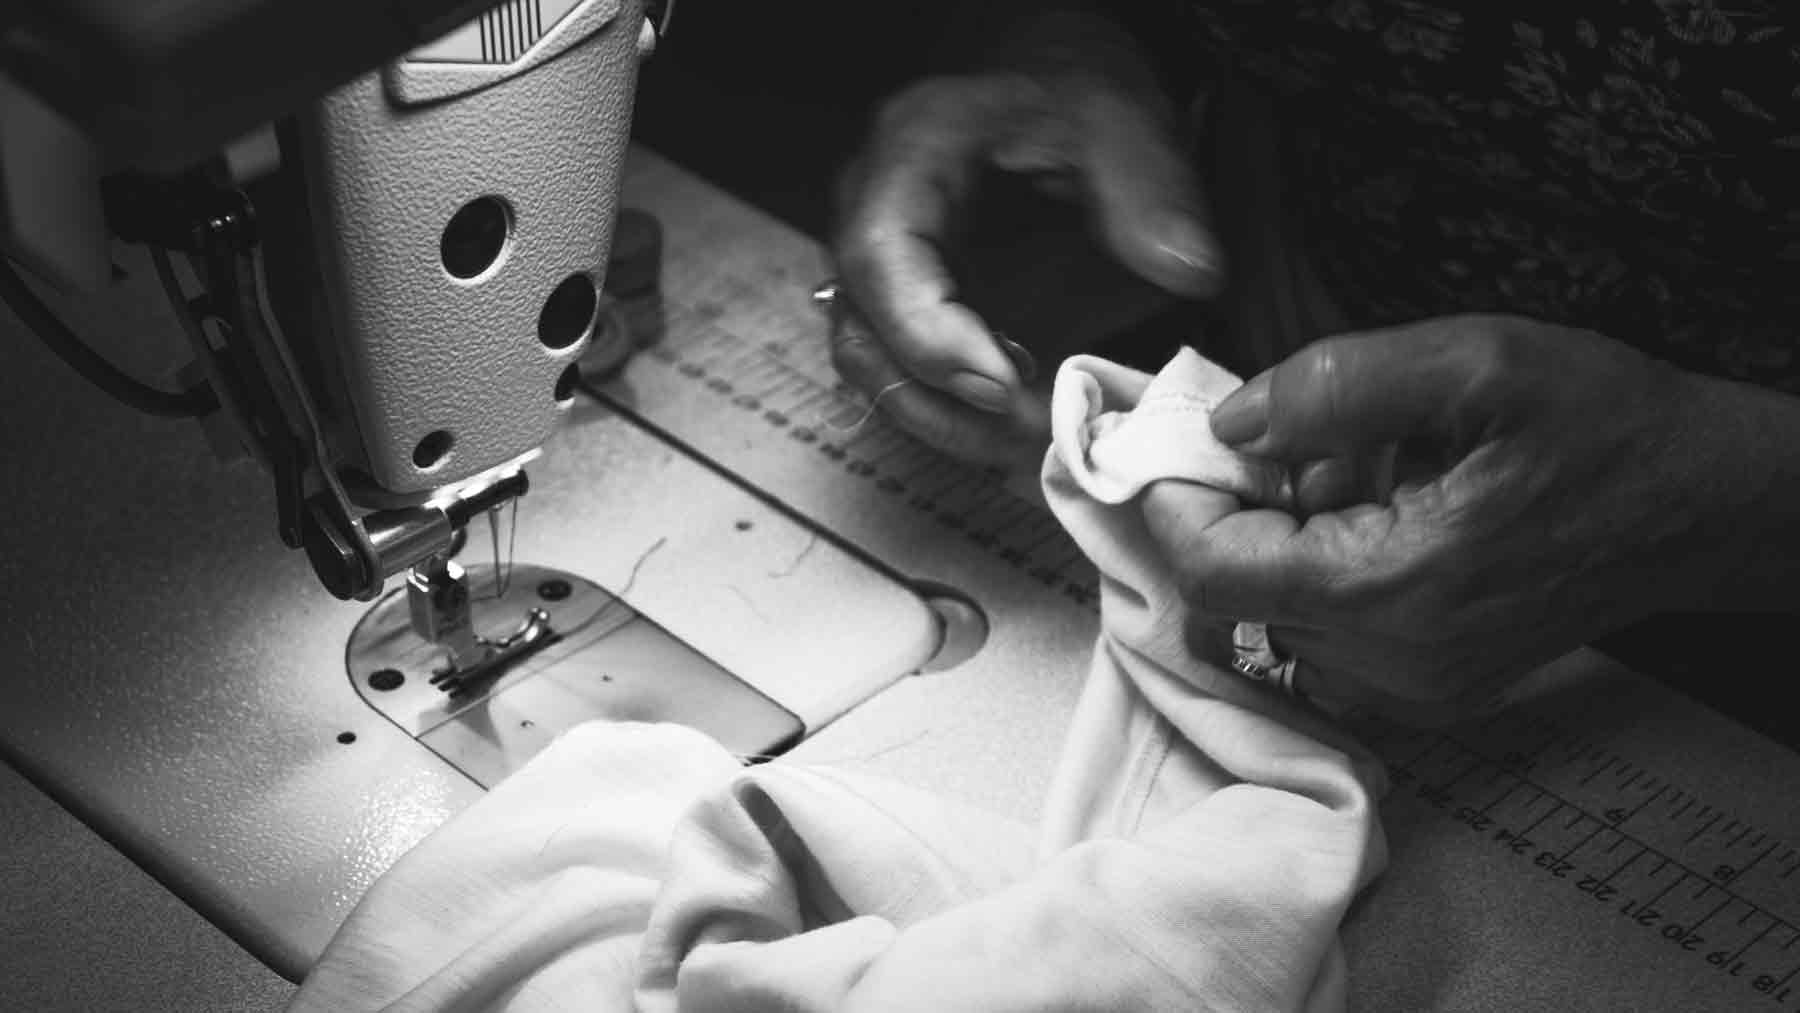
[1231,621,1302,698]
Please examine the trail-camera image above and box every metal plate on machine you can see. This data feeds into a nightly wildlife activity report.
[347,563,804,786]
[603,147,1800,1011]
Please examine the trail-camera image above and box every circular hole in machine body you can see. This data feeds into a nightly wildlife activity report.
[413,429,454,469]
[553,363,581,403]
[539,273,598,350]
[440,196,510,280]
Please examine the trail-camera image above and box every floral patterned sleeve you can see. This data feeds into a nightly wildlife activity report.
[1132,0,1800,391]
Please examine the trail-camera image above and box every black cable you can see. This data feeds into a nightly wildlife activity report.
[0,255,217,418]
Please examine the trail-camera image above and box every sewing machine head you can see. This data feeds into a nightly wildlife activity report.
[1,0,656,602]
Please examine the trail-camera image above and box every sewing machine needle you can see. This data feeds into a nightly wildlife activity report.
[487,506,503,599]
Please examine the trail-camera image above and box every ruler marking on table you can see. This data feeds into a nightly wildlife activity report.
[1581,756,1616,786]
[1562,820,1608,862]
[1602,847,1645,883]
[1395,738,1443,774]
[1741,843,1781,884]
[1382,730,1792,950]
[1626,784,1668,823]
[1690,895,1733,932]
[1691,814,1724,844]
[614,304,1098,610]
[1522,801,1563,837]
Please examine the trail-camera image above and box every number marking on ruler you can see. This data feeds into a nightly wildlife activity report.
[1366,686,1800,1006]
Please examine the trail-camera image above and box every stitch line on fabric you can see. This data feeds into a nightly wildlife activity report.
[1129,392,1227,419]
[1123,717,1179,836]
[1116,708,1179,835]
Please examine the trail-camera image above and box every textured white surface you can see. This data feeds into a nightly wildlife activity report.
[302,0,639,495]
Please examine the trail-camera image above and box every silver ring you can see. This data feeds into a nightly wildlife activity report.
[811,278,840,312]
[1232,622,1300,697]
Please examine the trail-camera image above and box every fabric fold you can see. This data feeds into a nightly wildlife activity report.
[288,347,1389,1013]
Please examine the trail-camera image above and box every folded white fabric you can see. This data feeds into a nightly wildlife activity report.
[289,348,1389,1013]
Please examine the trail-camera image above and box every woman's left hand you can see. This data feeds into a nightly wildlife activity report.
[1140,313,1789,723]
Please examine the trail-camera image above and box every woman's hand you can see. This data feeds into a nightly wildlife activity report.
[1141,313,1800,723]
[828,8,1220,462]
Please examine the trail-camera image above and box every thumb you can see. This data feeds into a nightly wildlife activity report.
[1078,93,1223,299]
[1209,321,1493,460]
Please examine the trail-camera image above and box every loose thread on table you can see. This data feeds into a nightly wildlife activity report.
[817,379,913,435]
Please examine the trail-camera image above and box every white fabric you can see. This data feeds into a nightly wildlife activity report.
[289,348,1389,1013]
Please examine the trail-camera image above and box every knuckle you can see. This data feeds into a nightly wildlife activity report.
[1441,314,1531,398]
[1302,566,1357,616]
[1285,338,1352,433]
[873,77,969,137]
[829,213,886,272]
[1299,339,1350,393]
[825,245,896,318]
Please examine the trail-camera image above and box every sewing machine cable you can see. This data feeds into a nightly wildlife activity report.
[1,256,217,418]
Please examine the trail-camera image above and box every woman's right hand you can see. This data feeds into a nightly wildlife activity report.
[828,8,1223,462]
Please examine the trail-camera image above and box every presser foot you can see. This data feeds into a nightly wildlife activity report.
[426,607,560,700]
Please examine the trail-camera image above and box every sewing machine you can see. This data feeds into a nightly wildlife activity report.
[0,0,961,996]
[4,0,676,687]
[4,4,1800,1009]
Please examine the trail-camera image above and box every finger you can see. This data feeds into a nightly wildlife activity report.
[1264,625,1436,724]
[830,305,1044,463]
[1269,624,1533,728]
[1263,625,1329,705]
[1291,447,1398,515]
[1142,479,1393,627]
[1291,458,1361,516]
[1209,317,1512,459]
[1077,89,1223,298]
[832,82,1027,412]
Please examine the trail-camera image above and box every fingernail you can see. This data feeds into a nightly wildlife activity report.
[1157,217,1223,296]
[1211,371,1270,446]
[996,333,1038,383]
[947,370,1012,413]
